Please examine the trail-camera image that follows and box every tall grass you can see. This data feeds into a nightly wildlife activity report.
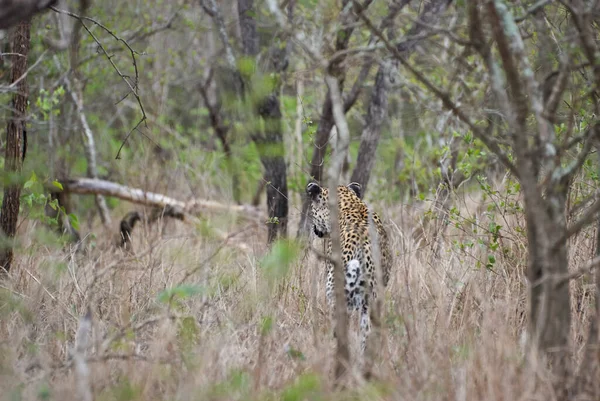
[0,179,596,401]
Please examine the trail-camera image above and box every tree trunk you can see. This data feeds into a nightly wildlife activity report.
[296,1,376,237]
[349,62,393,195]
[297,97,335,236]
[325,74,351,386]
[238,0,289,243]
[525,185,571,385]
[349,0,453,197]
[255,94,289,243]
[0,20,31,273]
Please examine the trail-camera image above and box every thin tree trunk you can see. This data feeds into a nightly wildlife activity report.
[572,149,600,396]
[325,74,351,385]
[202,0,289,244]
[238,0,288,243]
[350,0,453,196]
[65,77,112,226]
[199,68,241,204]
[350,62,393,195]
[254,94,289,243]
[0,20,30,274]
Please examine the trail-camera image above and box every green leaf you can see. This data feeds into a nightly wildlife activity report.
[157,284,204,304]
[260,239,301,284]
[68,213,80,231]
[52,180,63,190]
[285,345,306,361]
[281,373,321,401]
[261,315,273,336]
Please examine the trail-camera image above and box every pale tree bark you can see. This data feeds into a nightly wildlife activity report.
[68,0,111,226]
[472,1,573,389]
[324,74,351,385]
[64,75,112,226]
[0,20,30,274]
[350,0,453,196]
[62,177,259,253]
[62,177,263,220]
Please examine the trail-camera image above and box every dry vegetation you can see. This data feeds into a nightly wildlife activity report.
[2,0,600,399]
[1,174,597,400]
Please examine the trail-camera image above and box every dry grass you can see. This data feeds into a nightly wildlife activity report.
[0,179,597,401]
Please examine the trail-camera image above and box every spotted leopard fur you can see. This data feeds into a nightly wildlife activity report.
[306,181,392,353]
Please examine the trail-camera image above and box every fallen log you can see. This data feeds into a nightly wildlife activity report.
[62,177,263,221]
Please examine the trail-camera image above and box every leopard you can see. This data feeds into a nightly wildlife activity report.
[306,181,392,354]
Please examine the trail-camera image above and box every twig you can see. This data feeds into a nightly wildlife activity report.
[354,3,521,179]
[49,6,147,158]
[0,50,48,93]
[531,254,600,288]
[515,0,555,22]
[325,73,352,385]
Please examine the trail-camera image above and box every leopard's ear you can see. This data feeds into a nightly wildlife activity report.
[306,182,322,199]
[347,182,362,199]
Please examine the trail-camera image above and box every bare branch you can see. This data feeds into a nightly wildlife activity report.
[49,6,147,157]
[199,0,239,72]
[61,177,264,221]
[532,253,600,288]
[355,5,520,178]
[515,0,556,22]
[557,124,599,182]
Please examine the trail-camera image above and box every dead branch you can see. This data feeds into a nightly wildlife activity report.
[355,4,521,180]
[61,177,263,221]
[363,207,383,379]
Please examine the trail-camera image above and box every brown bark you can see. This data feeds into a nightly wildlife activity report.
[238,0,289,244]
[118,206,184,250]
[0,20,31,274]
[349,63,392,195]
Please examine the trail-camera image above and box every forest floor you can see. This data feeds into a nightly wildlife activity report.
[0,179,595,401]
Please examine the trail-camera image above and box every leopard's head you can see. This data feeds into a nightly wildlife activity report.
[306,181,362,238]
